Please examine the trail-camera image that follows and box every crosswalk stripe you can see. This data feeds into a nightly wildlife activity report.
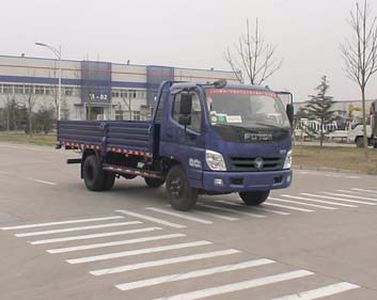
[90,249,241,276]
[115,209,186,229]
[47,233,186,254]
[282,195,356,208]
[67,240,212,264]
[324,192,377,203]
[269,197,337,210]
[263,203,314,213]
[30,227,162,245]
[200,203,266,218]
[194,208,240,221]
[154,269,314,300]
[215,200,290,216]
[352,188,377,194]
[301,193,361,207]
[145,207,213,225]
[336,189,376,197]
[15,221,142,237]
[116,258,275,291]
[272,282,360,300]
[0,216,125,231]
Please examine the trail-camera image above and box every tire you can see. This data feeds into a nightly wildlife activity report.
[103,172,115,191]
[356,137,364,148]
[82,155,105,191]
[166,165,198,211]
[239,191,270,206]
[144,177,165,188]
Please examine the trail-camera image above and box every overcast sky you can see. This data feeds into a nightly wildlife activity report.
[1,0,377,102]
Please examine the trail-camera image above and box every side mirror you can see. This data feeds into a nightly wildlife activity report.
[286,104,294,127]
[180,93,192,115]
[178,115,192,126]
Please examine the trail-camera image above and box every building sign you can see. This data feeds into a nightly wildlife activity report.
[81,61,112,105]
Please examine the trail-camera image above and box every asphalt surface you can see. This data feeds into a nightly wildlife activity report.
[0,142,377,300]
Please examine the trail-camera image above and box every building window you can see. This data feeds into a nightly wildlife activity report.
[14,85,24,94]
[120,90,127,98]
[64,88,73,96]
[115,110,123,120]
[45,86,51,95]
[35,86,45,95]
[132,111,141,121]
[3,84,13,94]
[24,85,33,95]
[112,90,120,98]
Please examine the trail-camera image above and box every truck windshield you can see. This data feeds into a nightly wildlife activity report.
[205,88,290,129]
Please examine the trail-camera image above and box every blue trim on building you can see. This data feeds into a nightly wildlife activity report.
[0,75,148,89]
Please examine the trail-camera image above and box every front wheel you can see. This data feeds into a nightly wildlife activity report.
[166,165,198,211]
[239,191,270,206]
[356,137,364,148]
[144,177,165,188]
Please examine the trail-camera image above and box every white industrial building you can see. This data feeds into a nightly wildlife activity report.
[0,54,238,121]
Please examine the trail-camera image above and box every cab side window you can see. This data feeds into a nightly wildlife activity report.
[173,93,202,133]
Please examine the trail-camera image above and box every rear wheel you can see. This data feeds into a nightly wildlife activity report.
[83,155,105,191]
[166,165,198,211]
[144,177,165,188]
[239,191,270,206]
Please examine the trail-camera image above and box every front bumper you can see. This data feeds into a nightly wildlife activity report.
[201,169,292,193]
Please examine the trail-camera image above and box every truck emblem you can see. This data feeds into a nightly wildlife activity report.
[244,133,273,142]
[254,157,264,169]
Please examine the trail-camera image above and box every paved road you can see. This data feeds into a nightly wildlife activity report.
[0,142,376,300]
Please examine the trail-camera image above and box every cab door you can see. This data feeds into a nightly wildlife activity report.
[160,90,206,188]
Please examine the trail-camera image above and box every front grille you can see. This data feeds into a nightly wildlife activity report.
[230,156,284,172]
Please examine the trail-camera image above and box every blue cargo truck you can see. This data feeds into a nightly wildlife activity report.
[57,80,294,211]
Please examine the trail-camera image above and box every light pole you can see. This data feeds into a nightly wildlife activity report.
[35,42,62,120]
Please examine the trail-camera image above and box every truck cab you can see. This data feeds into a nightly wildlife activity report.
[152,81,293,210]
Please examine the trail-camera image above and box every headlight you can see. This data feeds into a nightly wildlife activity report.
[283,150,293,169]
[205,150,227,171]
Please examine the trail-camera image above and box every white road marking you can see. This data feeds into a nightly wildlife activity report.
[215,200,290,216]
[90,249,241,276]
[336,189,377,197]
[0,170,9,175]
[295,170,360,179]
[269,197,337,210]
[155,269,314,300]
[145,207,213,225]
[325,192,377,203]
[352,188,377,195]
[263,203,314,213]
[203,202,266,218]
[115,209,185,229]
[30,227,162,245]
[194,208,240,221]
[47,233,186,254]
[116,258,275,291]
[27,177,57,186]
[301,193,362,207]
[282,195,356,208]
[15,221,142,237]
[1,216,125,231]
[272,282,360,300]
[67,240,212,264]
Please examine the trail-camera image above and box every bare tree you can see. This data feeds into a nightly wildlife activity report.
[341,0,377,157]
[121,91,133,120]
[22,86,39,136]
[225,18,283,85]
